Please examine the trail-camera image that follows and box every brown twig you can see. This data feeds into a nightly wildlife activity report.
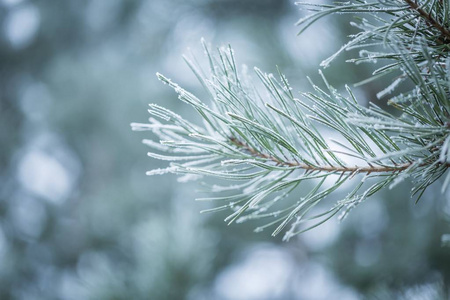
[229,137,412,174]
[404,0,450,41]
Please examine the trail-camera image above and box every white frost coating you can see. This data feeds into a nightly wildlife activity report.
[143,139,205,154]
[389,172,409,190]
[221,159,259,166]
[146,166,177,176]
[320,38,354,68]
[181,156,219,167]
[130,123,182,132]
[338,197,362,223]
[142,139,168,151]
[376,77,403,99]
[147,152,214,161]
[211,184,244,192]
[149,103,184,122]
[282,216,300,242]
[356,50,378,65]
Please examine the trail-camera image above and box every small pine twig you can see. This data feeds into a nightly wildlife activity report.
[229,136,412,174]
[404,0,450,41]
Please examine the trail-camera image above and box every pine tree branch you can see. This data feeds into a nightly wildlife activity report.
[133,1,450,238]
[404,0,450,41]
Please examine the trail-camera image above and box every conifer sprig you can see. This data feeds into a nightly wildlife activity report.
[132,0,450,240]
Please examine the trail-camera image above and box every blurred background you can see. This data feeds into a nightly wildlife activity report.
[1,0,450,299]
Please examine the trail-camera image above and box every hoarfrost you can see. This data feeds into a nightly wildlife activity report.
[146,167,177,176]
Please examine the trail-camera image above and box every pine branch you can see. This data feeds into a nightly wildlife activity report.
[133,1,450,240]
[132,39,449,239]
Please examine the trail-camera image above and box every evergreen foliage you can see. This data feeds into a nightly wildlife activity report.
[132,0,450,241]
